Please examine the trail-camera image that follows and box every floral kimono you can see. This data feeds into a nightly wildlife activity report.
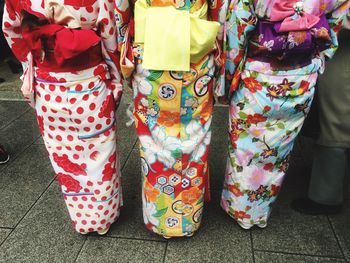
[221,0,350,229]
[115,0,228,237]
[3,0,123,234]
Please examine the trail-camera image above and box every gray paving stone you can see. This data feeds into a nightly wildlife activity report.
[116,95,137,166]
[252,203,343,257]
[0,144,54,227]
[209,106,228,191]
[0,111,40,172]
[76,237,166,263]
[276,159,310,204]
[0,92,24,101]
[255,251,345,263]
[329,200,350,261]
[0,62,22,93]
[0,183,86,263]
[0,229,11,244]
[164,191,253,263]
[0,101,29,129]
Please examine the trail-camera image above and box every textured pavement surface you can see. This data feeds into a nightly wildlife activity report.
[0,64,349,263]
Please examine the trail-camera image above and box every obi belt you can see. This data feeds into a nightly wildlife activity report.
[134,0,220,71]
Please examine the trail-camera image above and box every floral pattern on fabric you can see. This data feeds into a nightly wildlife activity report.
[222,0,350,227]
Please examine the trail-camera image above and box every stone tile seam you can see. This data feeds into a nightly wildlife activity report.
[0,227,13,230]
[73,236,88,263]
[121,139,138,172]
[254,248,346,260]
[0,134,42,174]
[0,177,56,247]
[0,98,26,102]
[89,235,167,243]
[161,239,168,263]
[0,106,31,131]
[327,216,348,260]
[250,230,256,263]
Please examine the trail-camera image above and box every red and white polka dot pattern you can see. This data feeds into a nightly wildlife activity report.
[35,66,122,233]
[3,0,124,234]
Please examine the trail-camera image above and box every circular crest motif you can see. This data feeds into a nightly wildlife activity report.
[165,217,180,228]
[194,75,211,97]
[158,83,177,100]
[170,71,183,80]
[172,200,194,216]
[192,207,203,223]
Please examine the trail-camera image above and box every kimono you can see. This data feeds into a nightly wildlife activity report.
[115,0,228,237]
[3,0,123,234]
[221,0,350,228]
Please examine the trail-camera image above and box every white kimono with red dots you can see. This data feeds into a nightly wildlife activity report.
[3,0,123,234]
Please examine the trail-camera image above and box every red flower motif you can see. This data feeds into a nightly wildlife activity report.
[53,153,87,176]
[98,94,115,118]
[93,65,108,80]
[246,114,267,125]
[35,69,61,82]
[234,210,251,220]
[242,77,262,93]
[299,80,310,94]
[57,173,82,193]
[263,106,271,112]
[102,152,116,181]
[228,184,244,197]
[270,184,280,196]
[36,115,44,135]
[230,120,244,142]
[263,163,274,172]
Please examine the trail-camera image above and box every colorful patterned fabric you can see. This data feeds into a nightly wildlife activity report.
[115,0,228,237]
[3,0,123,233]
[134,55,215,237]
[222,0,350,227]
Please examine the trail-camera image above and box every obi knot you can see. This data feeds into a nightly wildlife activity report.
[270,0,320,32]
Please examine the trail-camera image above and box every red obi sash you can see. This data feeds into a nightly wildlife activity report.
[22,24,103,72]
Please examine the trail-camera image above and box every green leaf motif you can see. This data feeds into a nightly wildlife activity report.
[147,71,163,81]
[153,207,168,218]
[172,149,182,159]
[238,112,248,119]
[196,197,204,206]
[200,59,209,70]
[239,131,249,138]
[277,123,285,129]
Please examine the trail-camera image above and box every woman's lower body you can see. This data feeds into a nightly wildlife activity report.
[34,64,123,234]
[132,53,215,237]
[221,61,318,228]
[293,33,350,213]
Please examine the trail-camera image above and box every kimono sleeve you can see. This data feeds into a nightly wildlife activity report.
[2,1,30,65]
[322,0,350,59]
[208,0,229,97]
[225,0,256,97]
[97,0,124,107]
[115,0,134,87]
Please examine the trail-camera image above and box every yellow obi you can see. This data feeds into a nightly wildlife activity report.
[134,0,219,71]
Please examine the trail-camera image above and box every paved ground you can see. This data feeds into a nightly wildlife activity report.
[0,64,349,263]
